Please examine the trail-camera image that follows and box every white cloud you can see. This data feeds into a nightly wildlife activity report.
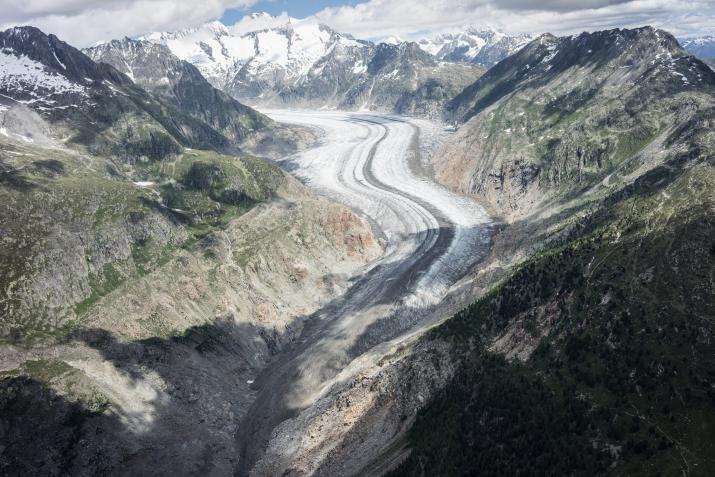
[311,0,715,41]
[1,0,714,47]
[1,0,258,46]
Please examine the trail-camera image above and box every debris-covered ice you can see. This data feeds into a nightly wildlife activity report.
[263,109,491,308]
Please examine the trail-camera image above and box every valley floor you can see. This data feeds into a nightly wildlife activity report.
[235,110,492,474]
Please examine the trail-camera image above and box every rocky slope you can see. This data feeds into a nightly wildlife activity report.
[84,37,270,145]
[142,16,483,116]
[417,27,534,66]
[0,27,384,476]
[439,26,715,220]
[391,121,715,477]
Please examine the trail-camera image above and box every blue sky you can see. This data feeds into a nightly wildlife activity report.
[221,1,365,24]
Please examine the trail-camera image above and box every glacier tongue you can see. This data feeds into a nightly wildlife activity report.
[263,109,492,308]
[233,110,493,474]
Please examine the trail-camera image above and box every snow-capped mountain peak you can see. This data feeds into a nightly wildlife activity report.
[142,19,364,91]
[382,35,404,46]
[136,18,481,114]
[0,26,96,110]
[418,27,534,66]
[679,35,715,61]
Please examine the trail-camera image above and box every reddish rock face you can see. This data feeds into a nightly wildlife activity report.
[320,205,378,259]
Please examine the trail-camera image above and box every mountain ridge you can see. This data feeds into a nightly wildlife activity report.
[0,26,250,160]
[140,16,483,115]
[84,37,270,145]
[417,27,535,66]
[437,26,715,221]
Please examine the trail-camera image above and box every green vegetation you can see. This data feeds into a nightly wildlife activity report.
[393,158,715,475]
[0,139,285,342]
[99,112,183,161]
[74,263,127,316]
[141,149,285,231]
[20,359,74,383]
[391,353,614,477]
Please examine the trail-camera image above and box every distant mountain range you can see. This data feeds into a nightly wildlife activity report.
[417,27,535,66]
[680,35,715,66]
[138,14,484,115]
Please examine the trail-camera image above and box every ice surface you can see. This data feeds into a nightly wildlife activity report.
[263,110,492,307]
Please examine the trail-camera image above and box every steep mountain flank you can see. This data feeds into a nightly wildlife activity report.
[344,42,483,117]
[383,27,715,476]
[438,27,715,221]
[0,27,383,476]
[392,134,715,477]
[83,36,311,158]
[85,38,270,144]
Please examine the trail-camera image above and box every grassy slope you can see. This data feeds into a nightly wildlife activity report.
[0,140,284,343]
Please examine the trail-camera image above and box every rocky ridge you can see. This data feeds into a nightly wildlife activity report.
[439,26,715,220]
[84,37,270,145]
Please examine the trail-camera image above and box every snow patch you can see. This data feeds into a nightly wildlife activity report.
[49,43,67,70]
[352,61,367,74]
[0,49,86,99]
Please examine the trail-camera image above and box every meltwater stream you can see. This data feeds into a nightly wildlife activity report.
[235,110,492,475]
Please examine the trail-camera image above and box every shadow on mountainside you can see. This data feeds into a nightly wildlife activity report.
[232,219,495,475]
[0,142,707,477]
[0,317,278,476]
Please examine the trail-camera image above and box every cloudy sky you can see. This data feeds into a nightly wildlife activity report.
[3,0,715,46]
